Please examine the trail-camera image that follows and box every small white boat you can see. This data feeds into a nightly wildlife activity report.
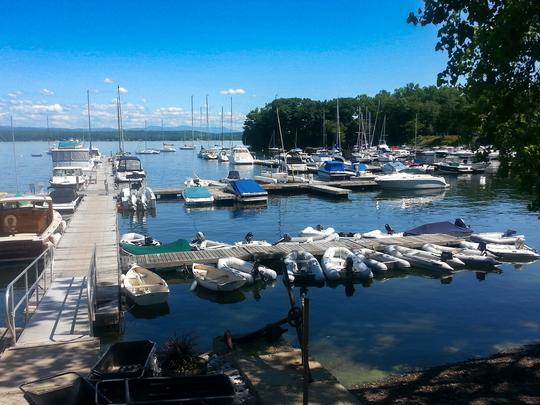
[391,245,465,269]
[354,248,410,270]
[384,245,454,272]
[234,232,271,247]
[217,257,277,284]
[230,145,254,165]
[284,250,325,285]
[160,143,176,152]
[120,232,161,246]
[136,186,156,211]
[361,225,404,239]
[192,263,247,292]
[422,243,501,267]
[278,232,339,244]
[300,226,336,238]
[375,169,449,190]
[122,264,169,306]
[321,247,372,281]
[460,241,540,262]
[470,231,525,245]
[191,232,233,250]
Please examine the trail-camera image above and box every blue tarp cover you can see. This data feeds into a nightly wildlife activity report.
[231,179,266,195]
[404,221,473,236]
[323,161,345,171]
[183,186,212,198]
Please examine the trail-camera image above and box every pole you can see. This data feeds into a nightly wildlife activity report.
[116,86,123,153]
[302,295,312,404]
[11,115,19,193]
[206,94,209,146]
[221,106,224,148]
[87,90,92,151]
[230,96,233,146]
[191,95,194,144]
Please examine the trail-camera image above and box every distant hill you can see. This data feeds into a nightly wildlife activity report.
[0,126,243,142]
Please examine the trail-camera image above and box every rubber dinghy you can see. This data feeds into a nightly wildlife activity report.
[283,250,325,286]
[470,230,525,245]
[121,239,191,256]
[390,245,465,269]
[321,247,372,281]
[360,224,403,239]
[354,248,410,270]
[460,241,540,262]
[120,232,161,246]
[217,257,277,284]
[384,245,454,273]
[422,243,501,267]
[192,263,247,292]
[277,232,339,244]
[122,264,169,306]
[300,225,336,238]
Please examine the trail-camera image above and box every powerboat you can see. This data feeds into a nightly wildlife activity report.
[115,156,146,183]
[230,145,254,165]
[280,152,308,173]
[225,179,268,203]
[122,264,169,306]
[120,232,161,246]
[204,147,219,160]
[49,167,87,189]
[179,144,195,150]
[436,161,474,174]
[317,161,351,181]
[160,143,176,152]
[375,168,449,190]
[0,195,65,261]
[183,185,214,205]
[49,188,82,214]
[217,257,277,284]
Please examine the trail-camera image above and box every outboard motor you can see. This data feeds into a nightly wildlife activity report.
[454,218,469,229]
[478,241,487,252]
[193,231,206,244]
[282,233,292,242]
[315,224,324,231]
[244,232,254,243]
[384,224,395,235]
[345,256,354,278]
[440,251,453,262]
[503,229,517,237]
[251,259,260,278]
[144,236,153,246]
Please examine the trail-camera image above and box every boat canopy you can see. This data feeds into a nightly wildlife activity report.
[50,189,78,204]
[183,186,212,199]
[323,161,345,172]
[404,219,473,236]
[117,157,142,171]
[121,239,191,255]
[231,179,266,195]
[382,161,407,173]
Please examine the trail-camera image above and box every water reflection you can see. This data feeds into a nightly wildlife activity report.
[129,302,171,319]
[376,189,447,209]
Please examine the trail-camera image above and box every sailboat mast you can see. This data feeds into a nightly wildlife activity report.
[230,96,233,146]
[336,98,340,150]
[191,95,194,144]
[322,111,326,149]
[116,86,123,153]
[10,115,19,193]
[87,90,92,151]
[46,114,50,148]
[414,113,418,159]
[220,106,224,148]
[205,94,209,146]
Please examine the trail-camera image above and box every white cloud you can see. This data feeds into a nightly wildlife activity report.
[7,92,18,99]
[118,87,128,94]
[31,103,64,113]
[104,78,114,84]
[40,88,54,96]
[220,88,246,95]
[141,97,147,103]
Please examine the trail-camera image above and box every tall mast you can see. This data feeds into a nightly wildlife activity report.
[221,106,224,148]
[322,111,326,149]
[230,96,233,146]
[336,98,340,150]
[205,94,209,146]
[199,106,203,141]
[87,90,92,151]
[191,95,194,144]
[161,118,164,142]
[11,115,19,193]
[46,114,50,148]
[116,86,123,153]
[414,113,418,159]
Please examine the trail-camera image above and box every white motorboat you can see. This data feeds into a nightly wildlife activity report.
[321,247,372,281]
[391,245,465,269]
[49,167,86,189]
[375,169,449,190]
[191,232,232,250]
[115,156,146,183]
[218,149,229,162]
[384,245,454,272]
[470,231,525,245]
[120,232,161,246]
[49,188,82,214]
[284,250,325,285]
[234,232,271,247]
[135,186,156,211]
[300,225,336,238]
[280,152,308,173]
[230,145,254,165]
[460,241,540,262]
[354,248,410,270]
[122,264,169,306]
[422,243,501,267]
[204,147,219,160]
[192,263,247,292]
[217,257,277,284]
[436,161,473,174]
[179,144,195,150]
[136,148,160,155]
[160,143,176,152]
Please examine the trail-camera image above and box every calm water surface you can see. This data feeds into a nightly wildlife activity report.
[1,141,539,385]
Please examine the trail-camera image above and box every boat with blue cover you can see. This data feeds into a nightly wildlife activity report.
[317,160,351,180]
[226,179,268,203]
[120,238,191,256]
[182,185,214,205]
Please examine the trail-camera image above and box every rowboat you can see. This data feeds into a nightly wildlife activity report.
[123,264,169,306]
[192,263,247,292]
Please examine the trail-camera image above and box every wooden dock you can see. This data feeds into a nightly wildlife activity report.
[120,233,464,271]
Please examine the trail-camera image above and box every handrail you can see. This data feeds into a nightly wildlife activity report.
[87,244,97,337]
[4,246,55,345]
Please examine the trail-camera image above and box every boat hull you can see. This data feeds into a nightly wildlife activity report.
[375,179,447,190]
[0,239,49,262]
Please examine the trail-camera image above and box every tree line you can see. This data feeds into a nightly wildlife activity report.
[243,84,475,151]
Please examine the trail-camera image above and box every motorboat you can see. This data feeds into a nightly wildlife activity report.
[277,230,339,244]
[120,238,191,256]
[191,232,233,250]
[0,195,65,261]
[182,184,214,205]
[122,264,169,306]
[460,241,540,262]
[217,257,277,284]
[422,243,501,267]
[280,152,308,173]
[179,144,195,150]
[115,156,146,183]
[375,169,449,190]
[390,245,465,269]
[470,230,525,245]
[136,186,156,211]
[436,161,474,174]
[300,225,336,238]
[381,161,408,174]
[204,147,219,160]
[230,145,254,165]
[321,247,372,281]
[160,143,176,152]
[136,148,160,155]
[225,179,268,203]
[119,186,138,211]
[49,167,86,189]
[317,160,351,181]
[192,263,247,292]
[384,245,454,272]
[49,188,82,214]
[234,232,271,247]
[120,232,161,246]
[354,248,411,270]
[283,250,325,286]
[218,149,229,162]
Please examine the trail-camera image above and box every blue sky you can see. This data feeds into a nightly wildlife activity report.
[0,0,445,129]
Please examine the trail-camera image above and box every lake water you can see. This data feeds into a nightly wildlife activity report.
[1,141,539,385]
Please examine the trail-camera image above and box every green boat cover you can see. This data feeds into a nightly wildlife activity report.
[121,239,191,255]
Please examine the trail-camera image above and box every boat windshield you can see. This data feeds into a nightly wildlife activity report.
[118,159,142,171]
[402,168,427,175]
[53,168,83,176]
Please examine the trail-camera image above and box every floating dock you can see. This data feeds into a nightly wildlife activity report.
[120,233,464,271]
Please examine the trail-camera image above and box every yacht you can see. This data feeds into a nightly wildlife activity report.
[160,143,176,152]
[230,145,254,165]
[49,167,86,189]
[115,156,146,183]
[179,144,195,150]
[0,195,65,261]
[436,160,474,174]
[375,168,449,190]
[280,152,308,173]
[317,160,351,180]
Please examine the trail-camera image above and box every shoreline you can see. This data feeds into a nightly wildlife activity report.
[349,342,540,404]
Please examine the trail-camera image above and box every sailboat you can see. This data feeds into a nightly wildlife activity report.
[218,106,229,162]
[137,120,160,154]
[180,95,196,150]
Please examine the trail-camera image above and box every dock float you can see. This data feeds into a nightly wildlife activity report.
[120,233,464,271]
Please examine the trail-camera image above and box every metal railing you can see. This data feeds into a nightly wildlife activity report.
[87,245,97,337]
[4,246,55,345]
